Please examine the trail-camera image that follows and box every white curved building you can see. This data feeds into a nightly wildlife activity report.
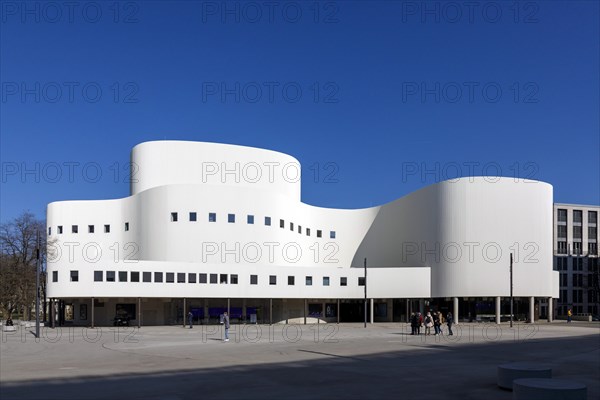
[46,141,559,326]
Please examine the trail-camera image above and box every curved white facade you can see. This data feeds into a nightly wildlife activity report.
[46,141,558,324]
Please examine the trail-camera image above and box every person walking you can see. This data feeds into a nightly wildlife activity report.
[417,312,423,335]
[433,312,441,335]
[446,312,454,336]
[223,311,230,341]
[410,313,418,335]
[567,309,572,323]
[188,311,193,329]
[424,312,433,335]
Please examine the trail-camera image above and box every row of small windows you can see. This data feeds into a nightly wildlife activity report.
[557,209,598,225]
[49,223,129,236]
[54,271,352,287]
[171,212,336,239]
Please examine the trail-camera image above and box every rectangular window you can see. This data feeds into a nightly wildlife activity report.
[589,226,597,240]
[323,276,330,286]
[269,275,277,285]
[94,271,103,282]
[220,274,228,284]
[340,277,347,286]
[306,228,310,236]
[119,271,127,282]
[280,219,285,228]
[48,227,51,236]
[171,212,178,222]
[107,271,116,282]
[125,222,129,231]
[209,212,216,222]
[250,275,258,285]
[589,211,598,224]
[88,225,94,233]
[177,273,185,283]
[589,243,598,255]
[573,225,582,239]
[557,241,567,254]
[104,224,110,233]
[189,212,197,222]
[131,272,140,282]
[330,231,336,239]
[573,242,582,255]
[573,210,582,223]
[306,276,313,286]
[58,226,63,234]
[166,272,175,283]
[557,209,567,222]
[288,276,295,285]
[188,273,196,283]
[290,222,294,231]
[265,216,271,226]
[317,230,322,238]
[298,226,302,234]
[228,214,235,223]
[70,270,79,282]
[154,272,163,283]
[210,273,218,284]
[143,272,151,282]
[557,225,567,238]
[72,225,78,234]
[247,215,254,224]
[358,277,366,286]
[199,273,207,284]
[231,274,238,284]
[52,271,58,282]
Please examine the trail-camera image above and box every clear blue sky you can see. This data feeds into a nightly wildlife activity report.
[1,0,599,223]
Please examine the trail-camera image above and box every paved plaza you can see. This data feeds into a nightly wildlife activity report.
[1,321,599,399]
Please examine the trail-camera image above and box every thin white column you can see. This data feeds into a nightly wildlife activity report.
[453,297,459,323]
[547,297,553,322]
[529,296,535,324]
[495,297,501,324]
[370,299,374,324]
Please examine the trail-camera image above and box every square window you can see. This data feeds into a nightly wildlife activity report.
[189,212,197,222]
[290,222,294,231]
[166,272,175,283]
[306,228,311,236]
[104,224,110,233]
[306,276,313,286]
[340,277,347,286]
[52,271,58,282]
[298,226,302,234]
[107,271,116,282]
[231,274,238,284]
[58,226,63,234]
[228,214,235,223]
[210,273,218,284]
[177,273,185,283]
[209,212,216,222]
[125,222,130,231]
[265,216,271,226]
[199,273,207,283]
[143,272,151,282]
[154,272,163,283]
[171,212,178,222]
[72,225,78,234]
[48,227,51,236]
[220,274,228,284]
[131,271,140,282]
[247,215,254,224]
[280,219,285,228]
[330,231,336,239]
[358,277,365,286]
[250,275,258,285]
[288,276,295,285]
[188,273,196,283]
[119,271,127,282]
[269,275,277,285]
[70,271,79,282]
[88,225,94,233]
[317,230,322,238]
[94,271,103,282]
[323,277,330,286]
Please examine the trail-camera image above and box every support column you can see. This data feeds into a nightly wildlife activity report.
[370,298,374,324]
[183,298,186,327]
[453,297,459,323]
[336,299,340,324]
[242,299,247,323]
[138,297,141,328]
[529,296,535,324]
[227,298,230,317]
[388,299,393,322]
[495,296,501,324]
[269,299,273,325]
[51,299,55,328]
[547,297,553,322]
[204,299,209,325]
[406,299,410,323]
[304,299,307,325]
[419,299,425,314]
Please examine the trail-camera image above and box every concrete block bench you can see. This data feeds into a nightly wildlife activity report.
[497,362,552,390]
[513,378,587,400]
[2,325,17,332]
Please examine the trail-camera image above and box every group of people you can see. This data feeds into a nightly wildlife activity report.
[410,311,453,336]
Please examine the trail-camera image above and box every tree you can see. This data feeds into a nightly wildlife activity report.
[0,212,46,320]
